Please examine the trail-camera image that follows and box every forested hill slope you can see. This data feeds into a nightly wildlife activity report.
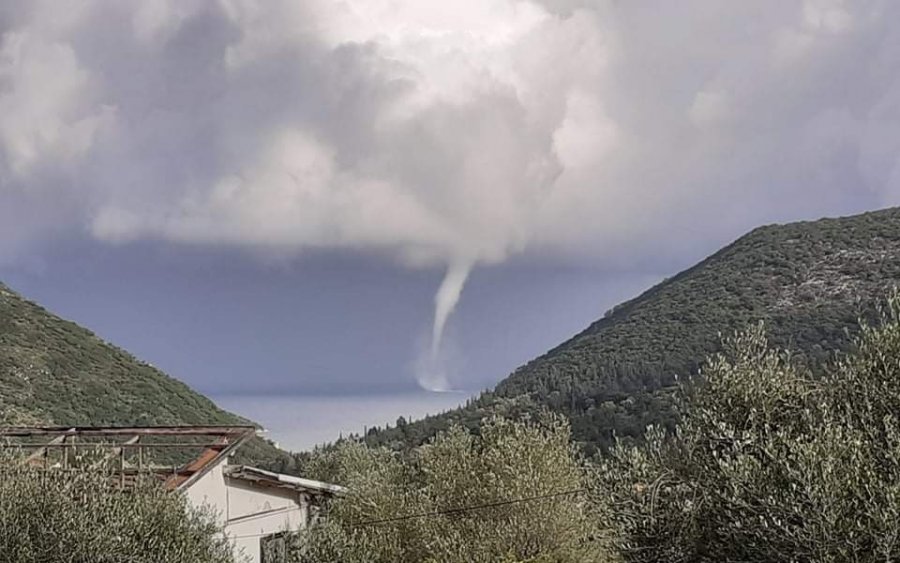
[367,207,900,454]
[0,282,289,467]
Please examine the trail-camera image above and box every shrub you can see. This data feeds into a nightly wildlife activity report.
[0,464,235,563]
[290,415,613,563]
[596,295,900,562]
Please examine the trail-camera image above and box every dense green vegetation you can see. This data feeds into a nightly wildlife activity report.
[285,296,900,562]
[287,415,611,563]
[366,207,900,454]
[597,296,900,561]
[0,281,290,469]
[0,282,240,426]
[0,462,234,563]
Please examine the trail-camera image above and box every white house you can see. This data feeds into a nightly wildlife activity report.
[1,426,343,563]
[182,460,344,562]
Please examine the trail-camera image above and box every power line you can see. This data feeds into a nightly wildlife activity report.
[352,488,588,527]
[223,488,594,541]
[223,488,590,539]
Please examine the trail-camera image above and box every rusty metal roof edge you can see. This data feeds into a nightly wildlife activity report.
[174,430,256,492]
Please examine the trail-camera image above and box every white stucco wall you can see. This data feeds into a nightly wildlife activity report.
[183,459,230,526]
[182,458,307,563]
[225,479,307,563]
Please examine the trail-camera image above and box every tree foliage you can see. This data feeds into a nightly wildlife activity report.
[0,463,236,563]
[596,294,900,562]
[289,415,613,563]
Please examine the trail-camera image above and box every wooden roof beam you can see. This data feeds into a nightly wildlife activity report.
[90,435,140,469]
[0,426,256,438]
[22,428,74,467]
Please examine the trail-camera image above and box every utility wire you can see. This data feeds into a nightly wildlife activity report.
[352,487,588,527]
[223,488,590,539]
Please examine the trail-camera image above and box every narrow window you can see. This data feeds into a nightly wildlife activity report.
[260,531,287,563]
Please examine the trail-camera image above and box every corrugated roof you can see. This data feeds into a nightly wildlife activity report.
[224,465,345,495]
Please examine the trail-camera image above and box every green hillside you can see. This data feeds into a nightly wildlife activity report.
[0,281,289,467]
[367,207,900,454]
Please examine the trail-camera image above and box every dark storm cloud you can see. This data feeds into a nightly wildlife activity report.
[2,0,897,264]
[2,0,900,388]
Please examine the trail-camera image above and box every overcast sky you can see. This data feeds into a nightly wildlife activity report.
[2,0,899,446]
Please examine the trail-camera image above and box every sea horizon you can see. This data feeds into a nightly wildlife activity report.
[212,390,471,452]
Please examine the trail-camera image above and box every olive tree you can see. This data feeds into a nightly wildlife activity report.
[596,295,900,562]
[0,464,236,563]
[290,415,614,563]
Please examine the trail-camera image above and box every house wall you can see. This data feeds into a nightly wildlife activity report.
[225,479,307,563]
[183,458,230,525]
[182,458,308,563]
